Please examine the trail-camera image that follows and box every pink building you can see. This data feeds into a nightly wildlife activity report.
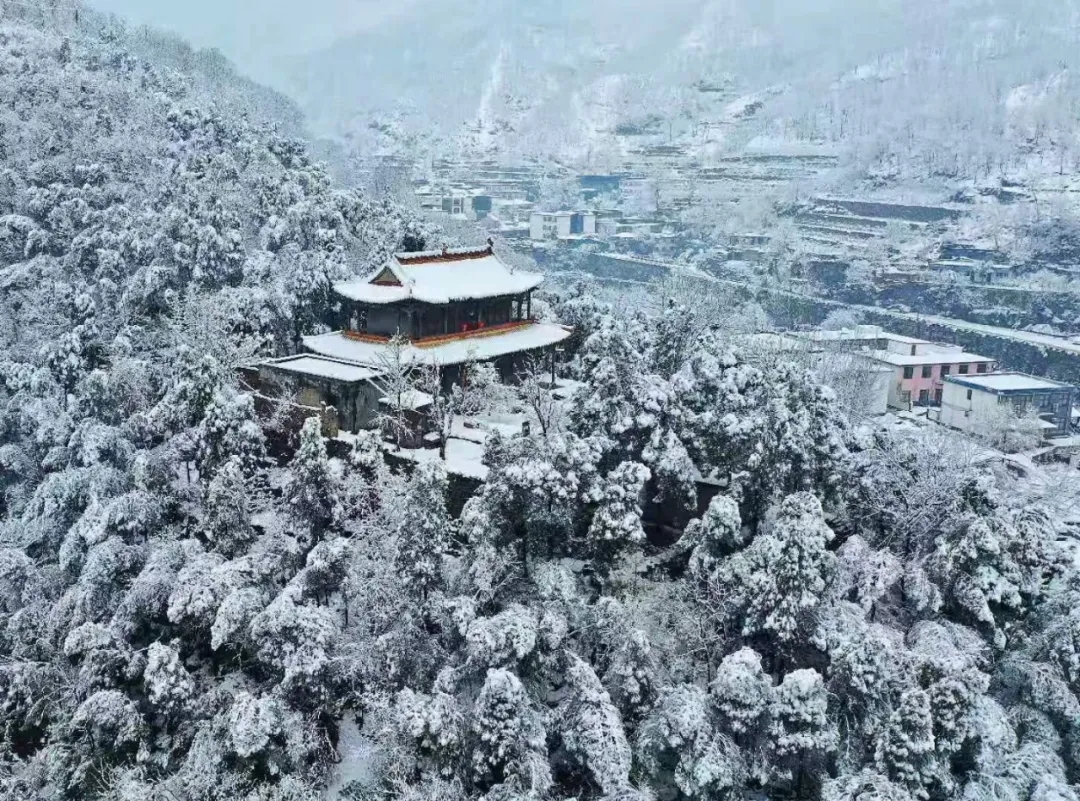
[799,326,997,410]
[870,347,997,409]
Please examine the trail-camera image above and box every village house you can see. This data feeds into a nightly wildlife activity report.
[796,325,997,409]
[256,354,383,434]
[596,217,665,239]
[416,185,493,221]
[940,372,1077,439]
[870,345,997,409]
[529,211,598,241]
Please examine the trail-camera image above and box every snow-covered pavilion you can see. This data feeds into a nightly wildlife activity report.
[257,243,570,434]
[304,242,572,382]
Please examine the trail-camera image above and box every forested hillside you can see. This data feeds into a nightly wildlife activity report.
[0,8,424,796]
[2,5,1080,801]
[289,0,1080,187]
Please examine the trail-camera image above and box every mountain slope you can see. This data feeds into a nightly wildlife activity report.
[288,0,1080,183]
[0,10,432,795]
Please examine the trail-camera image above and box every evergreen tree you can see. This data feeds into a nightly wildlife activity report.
[470,668,551,795]
[558,653,632,794]
[685,493,745,583]
[586,461,650,571]
[710,647,773,744]
[769,669,836,792]
[637,683,747,800]
[283,416,341,544]
[203,455,256,557]
[604,629,660,725]
[396,462,452,605]
[873,689,937,799]
[716,492,836,649]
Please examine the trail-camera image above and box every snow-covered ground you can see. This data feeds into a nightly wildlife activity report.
[386,436,490,480]
[325,716,380,799]
[346,381,585,481]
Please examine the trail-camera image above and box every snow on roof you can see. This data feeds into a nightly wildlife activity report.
[869,350,996,367]
[739,332,819,352]
[333,245,544,305]
[944,372,1076,394]
[379,389,434,410]
[335,282,410,303]
[303,322,573,368]
[262,355,382,384]
[801,326,925,345]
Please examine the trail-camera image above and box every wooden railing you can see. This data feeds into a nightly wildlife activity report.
[414,320,533,348]
[342,320,535,349]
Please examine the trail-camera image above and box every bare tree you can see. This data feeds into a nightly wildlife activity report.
[814,345,891,422]
[461,359,516,416]
[517,355,564,438]
[417,361,458,459]
[411,342,515,449]
[374,335,415,451]
[167,288,267,370]
[969,403,1046,454]
[851,427,988,556]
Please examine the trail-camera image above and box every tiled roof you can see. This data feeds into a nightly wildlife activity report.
[334,245,544,305]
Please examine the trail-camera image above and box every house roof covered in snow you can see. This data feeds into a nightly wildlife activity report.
[378,390,434,410]
[944,372,1076,395]
[260,355,382,384]
[869,350,996,367]
[303,322,572,368]
[800,326,925,345]
[333,244,544,306]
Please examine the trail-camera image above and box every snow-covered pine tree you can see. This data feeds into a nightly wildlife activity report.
[283,416,341,545]
[470,667,551,794]
[714,492,836,651]
[396,461,452,605]
[585,461,650,571]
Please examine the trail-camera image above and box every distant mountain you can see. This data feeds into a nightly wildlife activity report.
[286,0,1080,186]
[286,0,706,161]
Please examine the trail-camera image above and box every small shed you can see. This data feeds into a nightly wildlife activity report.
[259,355,383,433]
[378,389,435,449]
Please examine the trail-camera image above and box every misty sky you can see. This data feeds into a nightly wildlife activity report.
[87,0,424,80]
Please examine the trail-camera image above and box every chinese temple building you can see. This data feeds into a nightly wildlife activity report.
[302,243,572,383]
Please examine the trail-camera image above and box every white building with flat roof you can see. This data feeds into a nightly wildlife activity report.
[529,211,598,240]
[940,372,1076,439]
[258,354,384,433]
